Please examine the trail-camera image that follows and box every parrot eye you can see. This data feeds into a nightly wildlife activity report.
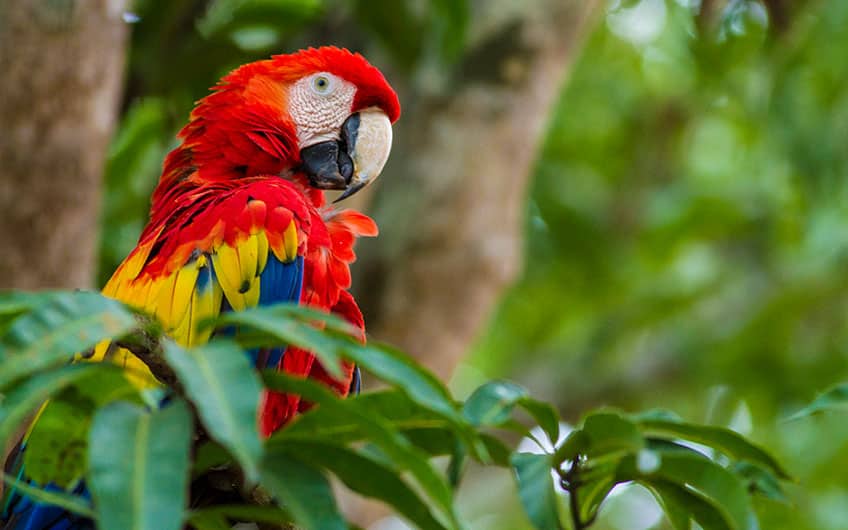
[311,73,335,96]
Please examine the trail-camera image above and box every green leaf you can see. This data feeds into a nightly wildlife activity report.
[216,303,358,335]
[621,450,757,530]
[187,511,231,530]
[787,382,848,421]
[576,474,618,524]
[277,388,511,466]
[463,380,528,426]
[582,411,644,458]
[0,291,41,316]
[260,451,347,530]
[0,291,42,331]
[271,440,447,530]
[732,462,788,502]
[190,504,293,526]
[264,373,461,528]
[511,452,563,530]
[0,363,100,447]
[447,441,465,487]
[480,433,513,466]
[88,400,192,530]
[229,308,464,428]
[22,368,138,486]
[341,341,463,425]
[192,441,232,476]
[0,291,136,387]
[163,339,263,482]
[23,391,93,487]
[268,333,465,426]
[554,430,590,463]
[637,417,791,479]
[645,479,733,530]
[282,389,446,439]
[462,381,560,443]
[518,397,561,446]
[1,472,95,519]
[209,305,347,379]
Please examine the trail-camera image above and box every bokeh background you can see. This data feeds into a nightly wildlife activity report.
[3,0,848,528]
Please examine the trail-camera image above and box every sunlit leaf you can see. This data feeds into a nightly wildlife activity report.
[0,291,42,331]
[554,429,590,464]
[463,380,528,426]
[511,452,563,530]
[24,389,94,487]
[0,291,136,387]
[0,364,99,447]
[787,382,848,421]
[163,340,263,482]
[88,400,192,530]
[462,380,561,444]
[637,417,791,479]
[582,411,644,458]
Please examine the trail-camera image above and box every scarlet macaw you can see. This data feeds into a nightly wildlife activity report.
[2,46,399,528]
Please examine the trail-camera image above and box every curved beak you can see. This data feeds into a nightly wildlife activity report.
[299,108,393,202]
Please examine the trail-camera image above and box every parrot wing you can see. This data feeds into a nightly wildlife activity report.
[1,179,314,529]
[97,179,314,384]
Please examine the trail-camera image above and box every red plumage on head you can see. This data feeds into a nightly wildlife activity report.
[150,46,399,216]
[265,47,401,122]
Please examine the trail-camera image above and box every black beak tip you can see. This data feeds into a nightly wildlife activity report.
[333,181,367,203]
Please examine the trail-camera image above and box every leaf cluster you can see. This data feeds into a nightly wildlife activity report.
[0,291,790,529]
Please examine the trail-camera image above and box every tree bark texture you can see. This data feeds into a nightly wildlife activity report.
[0,0,129,289]
[355,0,602,381]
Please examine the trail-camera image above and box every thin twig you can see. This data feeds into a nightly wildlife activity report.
[559,457,595,530]
[112,316,181,390]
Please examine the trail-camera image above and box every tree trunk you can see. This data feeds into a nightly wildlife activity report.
[355,0,602,381]
[0,0,129,289]
[342,2,601,526]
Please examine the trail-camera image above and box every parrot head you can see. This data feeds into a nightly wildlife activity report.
[167,46,400,202]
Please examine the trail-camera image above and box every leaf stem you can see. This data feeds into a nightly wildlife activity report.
[559,457,597,530]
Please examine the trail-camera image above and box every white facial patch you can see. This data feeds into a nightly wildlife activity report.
[288,72,356,148]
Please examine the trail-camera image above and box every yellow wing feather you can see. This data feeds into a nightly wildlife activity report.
[93,218,300,389]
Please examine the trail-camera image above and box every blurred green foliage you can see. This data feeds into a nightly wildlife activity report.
[95,0,848,528]
[465,1,848,529]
